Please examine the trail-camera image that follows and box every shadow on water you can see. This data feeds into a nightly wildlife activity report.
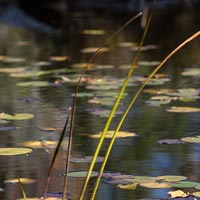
[0,1,200,200]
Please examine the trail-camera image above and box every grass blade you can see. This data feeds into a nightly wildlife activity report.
[90,3,155,199]
[91,30,200,199]
[44,107,71,199]
[18,177,27,200]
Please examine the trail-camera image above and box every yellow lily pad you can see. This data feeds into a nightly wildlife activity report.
[82,131,137,139]
[80,47,109,54]
[166,106,200,113]
[181,135,200,143]
[168,190,189,198]
[81,29,105,35]
[0,113,34,120]
[118,183,137,190]
[140,181,170,188]
[19,140,58,148]
[0,147,32,156]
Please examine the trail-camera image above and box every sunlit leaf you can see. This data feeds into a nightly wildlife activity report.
[170,181,200,188]
[166,106,200,113]
[80,47,109,54]
[137,61,160,67]
[143,88,175,95]
[168,190,189,198]
[139,181,170,188]
[19,140,58,148]
[4,178,36,184]
[82,131,137,139]
[157,175,187,182]
[81,29,105,35]
[0,113,34,120]
[0,147,32,156]
[17,81,50,87]
[71,92,94,97]
[181,135,200,143]
[2,56,26,63]
[117,42,137,48]
[117,183,137,190]
[70,62,96,69]
[49,56,69,62]
[0,67,26,73]
[192,191,200,197]
[38,127,56,131]
[146,95,171,106]
[181,68,200,77]
[65,171,98,178]
[88,97,115,106]
[70,156,104,163]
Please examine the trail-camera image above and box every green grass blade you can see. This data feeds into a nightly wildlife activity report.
[17,177,27,200]
[90,4,155,199]
[91,30,200,200]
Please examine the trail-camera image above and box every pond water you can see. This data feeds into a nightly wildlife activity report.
[0,5,200,200]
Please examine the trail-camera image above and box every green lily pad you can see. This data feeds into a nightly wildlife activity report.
[0,147,32,156]
[170,181,200,188]
[66,171,98,178]
[0,113,34,120]
[17,81,50,87]
[166,106,200,113]
[157,175,187,182]
[124,176,157,183]
[70,156,104,163]
[181,135,200,143]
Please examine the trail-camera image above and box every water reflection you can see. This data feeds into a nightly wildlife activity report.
[0,3,200,200]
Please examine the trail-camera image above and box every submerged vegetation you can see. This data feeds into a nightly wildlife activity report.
[0,2,200,200]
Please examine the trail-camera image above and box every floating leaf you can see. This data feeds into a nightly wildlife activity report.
[146,95,171,106]
[124,176,156,184]
[0,126,17,131]
[117,183,137,190]
[70,63,96,69]
[157,139,185,145]
[82,131,137,139]
[0,147,32,156]
[4,178,36,184]
[157,175,187,182]
[80,47,109,54]
[168,190,189,198]
[139,181,170,188]
[71,92,94,97]
[70,156,104,163]
[38,127,56,131]
[89,109,122,117]
[19,140,58,148]
[88,97,115,106]
[17,81,50,87]
[170,181,200,188]
[65,171,98,178]
[192,191,200,197]
[181,136,200,143]
[49,56,69,62]
[166,106,200,113]
[181,68,200,77]
[117,42,137,48]
[0,67,26,73]
[81,29,105,35]
[143,88,175,95]
[0,113,34,120]
[137,61,160,67]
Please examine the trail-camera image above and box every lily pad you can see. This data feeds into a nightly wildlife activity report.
[117,183,137,190]
[0,113,34,120]
[166,106,200,113]
[70,156,104,163]
[17,81,50,87]
[157,139,185,145]
[192,191,200,197]
[82,131,137,139]
[168,190,189,198]
[4,178,36,184]
[80,47,109,54]
[181,68,200,77]
[181,136,200,143]
[124,176,157,184]
[137,61,160,67]
[139,181,171,188]
[49,56,69,62]
[170,181,200,188]
[157,175,187,182]
[81,29,105,35]
[65,171,98,178]
[0,126,17,131]
[19,140,59,148]
[70,62,96,69]
[0,147,32,156]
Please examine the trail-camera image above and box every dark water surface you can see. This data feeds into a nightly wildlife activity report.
[0,5,200,200]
